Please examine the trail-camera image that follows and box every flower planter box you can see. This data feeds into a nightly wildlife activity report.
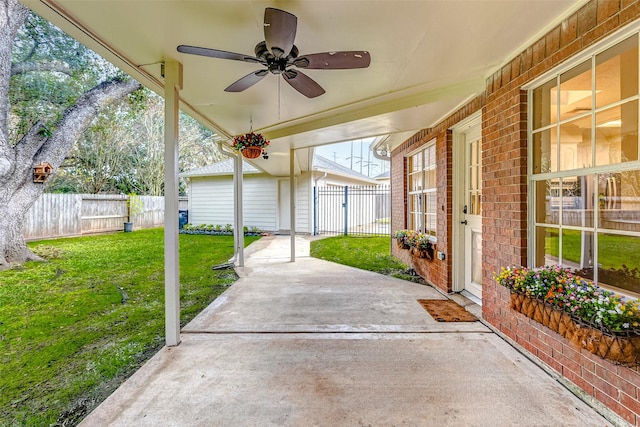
[510,293,640,366]
[410,246,432,259]
[396,239,409,250]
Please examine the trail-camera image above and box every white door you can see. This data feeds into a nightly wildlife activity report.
[462,126,483,300]
[278,179,290,232]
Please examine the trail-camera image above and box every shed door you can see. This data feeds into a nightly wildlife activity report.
[278,179,290,232]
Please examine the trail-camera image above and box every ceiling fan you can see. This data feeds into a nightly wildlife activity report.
[177,7,371,98]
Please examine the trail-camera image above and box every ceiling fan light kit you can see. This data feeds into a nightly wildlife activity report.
[177,7,371,98]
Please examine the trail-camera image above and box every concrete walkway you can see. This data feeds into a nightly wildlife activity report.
[80,236,612,426]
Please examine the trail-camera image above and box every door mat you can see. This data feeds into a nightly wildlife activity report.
[417,299,477,322]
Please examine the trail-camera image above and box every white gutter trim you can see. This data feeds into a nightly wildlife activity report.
[370,136,391,162]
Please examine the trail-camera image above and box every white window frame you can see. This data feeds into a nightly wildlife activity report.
[406,140,437,236]
[526,24,640,297]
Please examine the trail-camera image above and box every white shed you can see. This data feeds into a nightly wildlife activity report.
[181,155,377,234]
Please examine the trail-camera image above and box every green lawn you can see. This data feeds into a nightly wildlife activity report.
[310,235,410,278]
[0,228,258,427]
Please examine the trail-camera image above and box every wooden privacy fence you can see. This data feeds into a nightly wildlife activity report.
[23,194,188,240]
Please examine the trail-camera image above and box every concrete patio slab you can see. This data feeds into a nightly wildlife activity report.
[81,332,609,427]
[79,236,612,426]
[184,254,488,334]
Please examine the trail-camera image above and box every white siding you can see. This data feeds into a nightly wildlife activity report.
[243,178,278,231]
[188,175,278,231]
[296,173,311,233]
[189,177,234,226]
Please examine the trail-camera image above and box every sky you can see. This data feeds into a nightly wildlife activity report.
[314,138,389,177]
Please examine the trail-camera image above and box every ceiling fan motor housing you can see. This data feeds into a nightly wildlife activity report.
[255,41,299,74]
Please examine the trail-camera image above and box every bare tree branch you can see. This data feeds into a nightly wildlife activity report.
[37,78,142,166]
[10,61,73,76]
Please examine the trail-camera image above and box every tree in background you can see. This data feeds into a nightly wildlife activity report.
[47,92,223,195]
[0,2,142,267]
[50,103,135,194]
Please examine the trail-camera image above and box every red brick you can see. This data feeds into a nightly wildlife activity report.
[563,344,596,372]
[552,350,582,374]
[510,56,521,80]
[596,364,638,398]
[623,4,640,25]
[537,349,563,373]
[617,365,640,388]
[622,392,640,417]
[598,0,621,21]
[583,368,620,400]
[583,14,620,47]
[545,26,561,56]
[501,64,511,86]
[578,1,598,36]
[564,366,595,396]
[529,334,552,357]
[595,389,637,425]
[520,46,533,72]
[560,13,578,48]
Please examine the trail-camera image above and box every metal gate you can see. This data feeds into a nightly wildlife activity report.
[313,185,390,236]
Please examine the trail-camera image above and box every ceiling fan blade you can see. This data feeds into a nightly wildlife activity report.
[294,51,371,69]
[283,70,325,98]
[264,8,296,58]
[225,69,268,92]
[177,45,261,64]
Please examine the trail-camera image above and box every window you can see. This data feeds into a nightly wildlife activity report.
[408,142,436,236]
[530,33,640,296]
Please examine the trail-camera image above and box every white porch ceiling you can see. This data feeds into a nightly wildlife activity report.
[23,0,582,175]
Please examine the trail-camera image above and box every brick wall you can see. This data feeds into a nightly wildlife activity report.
[483,1,640,425]
[390,97,484,293]
[391,1,640,424]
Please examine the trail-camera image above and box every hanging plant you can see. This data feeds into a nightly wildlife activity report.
[232,132,269,159]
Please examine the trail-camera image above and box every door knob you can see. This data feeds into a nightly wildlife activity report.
[461,220,468,225]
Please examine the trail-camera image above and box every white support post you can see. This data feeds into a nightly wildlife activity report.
[236,151,244,267]
[164,62,182,347]
[290,148,296,262]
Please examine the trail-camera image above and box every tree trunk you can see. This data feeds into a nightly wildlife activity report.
[0,186,43,267]
[0,78,142,268]
[0,1,142,268]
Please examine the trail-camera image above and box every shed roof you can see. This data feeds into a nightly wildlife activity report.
[180,158,260,178]
[181,154,378,184]
[312,155,374,182]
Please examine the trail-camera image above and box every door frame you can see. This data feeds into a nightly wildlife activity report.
[451,111,482,295]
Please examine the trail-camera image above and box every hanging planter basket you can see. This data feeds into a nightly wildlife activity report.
[241,146,263,159]
[232,132,269,159]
